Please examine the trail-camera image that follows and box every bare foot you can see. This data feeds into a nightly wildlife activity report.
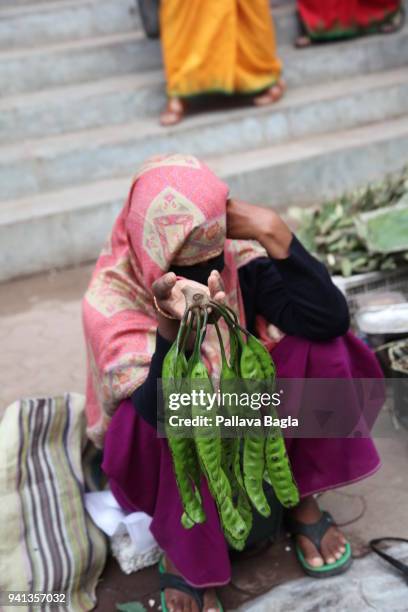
[253,79,286,107]
[160,97,185,126]
[288,497,348,567]
[163,555,221,612]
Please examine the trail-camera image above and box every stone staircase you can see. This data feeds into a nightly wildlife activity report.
[1,0,408,282]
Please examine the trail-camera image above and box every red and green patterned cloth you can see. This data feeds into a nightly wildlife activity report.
[297,0,402,40]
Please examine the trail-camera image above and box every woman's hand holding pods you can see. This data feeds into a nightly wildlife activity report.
[151,271,225,342]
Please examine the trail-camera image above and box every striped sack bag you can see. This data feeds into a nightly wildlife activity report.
[0,393,107,611]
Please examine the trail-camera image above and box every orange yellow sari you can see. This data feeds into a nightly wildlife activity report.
[160,0,282,98]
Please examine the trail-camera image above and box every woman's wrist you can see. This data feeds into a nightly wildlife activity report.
[256,212,293,260]
[157,316,180,342]
[157,315,196,348]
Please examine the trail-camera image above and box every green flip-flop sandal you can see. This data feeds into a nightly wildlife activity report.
[158,557,224,612]
[287,511,353,578]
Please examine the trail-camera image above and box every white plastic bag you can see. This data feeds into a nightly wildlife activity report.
[85,490,161,574]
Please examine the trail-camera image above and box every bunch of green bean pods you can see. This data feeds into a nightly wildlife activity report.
[189,311,249,547]
[215,303,299,509]
[161,298,299,550]
[215,322,253,550]
[162,311,205,528]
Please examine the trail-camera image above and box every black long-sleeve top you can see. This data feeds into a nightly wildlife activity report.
[131,236,350,428]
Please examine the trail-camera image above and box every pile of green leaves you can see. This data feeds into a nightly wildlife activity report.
[293,167,408,277]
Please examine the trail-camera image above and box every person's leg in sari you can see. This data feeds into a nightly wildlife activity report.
[271,332,382,569]
[235,0,285,106]
[103,400,230,611]
[296,0,403,47]
[159,0,284,125]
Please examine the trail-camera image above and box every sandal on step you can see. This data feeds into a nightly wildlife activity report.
[295,16,312,48]
[253,80,286,106]
[287,510,353,578]
[295,34,312,48]
[159,98,185,126]
[379,7,405,34]
[159,557,224,612]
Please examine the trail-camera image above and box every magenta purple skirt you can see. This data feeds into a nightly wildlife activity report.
[102,332,382,587]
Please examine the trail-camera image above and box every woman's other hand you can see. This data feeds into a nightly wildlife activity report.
[226,198,292,259]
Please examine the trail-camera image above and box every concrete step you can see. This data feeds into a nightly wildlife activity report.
[0,71,164,143]
[2,64,408,146]
[0,0,139,49]
[1,20,408,97]
[1,68,407,199]
[0,0,296,50]
[1,116,408,282]
[0,0,75,6]
[0,31,160,97]
[210,116,408,207]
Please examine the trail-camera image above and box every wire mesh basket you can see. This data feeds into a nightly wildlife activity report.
[333,267,408,429]
[332,266,408,321]
[388,339,408,429]
[389,339,408,376]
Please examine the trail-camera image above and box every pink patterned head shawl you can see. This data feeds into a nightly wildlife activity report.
[82,155,266,447]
